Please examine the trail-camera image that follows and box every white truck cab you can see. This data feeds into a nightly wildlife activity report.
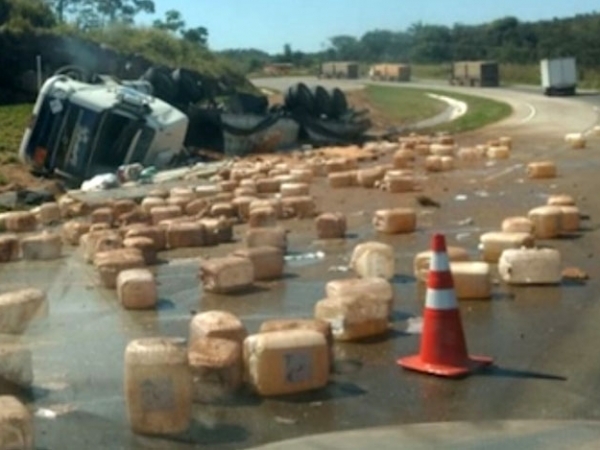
[19,75,189,182]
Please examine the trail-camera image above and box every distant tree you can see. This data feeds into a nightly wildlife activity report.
[182,26,208,45]
[152,9,184,33]
[45,0,154,28]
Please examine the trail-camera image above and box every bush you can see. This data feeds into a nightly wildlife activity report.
[0,0,55,30]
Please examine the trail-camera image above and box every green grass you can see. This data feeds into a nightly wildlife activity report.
[423,89,512,134]
[0,103,31,163]
[365,85,447,124]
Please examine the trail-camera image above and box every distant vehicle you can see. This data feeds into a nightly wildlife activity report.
[369,64,411,82]
[319,62,359,80]
[19,75,189,183]
[540,57,577,96]
[450,61,499,87]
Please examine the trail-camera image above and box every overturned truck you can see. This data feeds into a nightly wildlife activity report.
[20,69,371,184]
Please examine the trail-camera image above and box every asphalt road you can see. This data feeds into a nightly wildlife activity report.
[4,78,600,449]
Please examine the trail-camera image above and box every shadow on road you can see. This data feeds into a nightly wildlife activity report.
[477,365,567,381]
[272,380,367,404]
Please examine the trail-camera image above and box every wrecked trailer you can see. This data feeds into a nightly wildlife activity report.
[18,74,189,184]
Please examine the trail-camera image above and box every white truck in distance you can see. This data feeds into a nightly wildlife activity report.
[540,57,577,96]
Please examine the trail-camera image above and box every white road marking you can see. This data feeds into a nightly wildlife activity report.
[518,103,537,125]
[427,93,468,121]
[484,164,525,182]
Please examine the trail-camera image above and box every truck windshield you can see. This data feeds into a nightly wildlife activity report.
[87,110,142,176]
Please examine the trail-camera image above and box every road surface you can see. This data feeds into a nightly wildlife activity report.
[4,78,600,449]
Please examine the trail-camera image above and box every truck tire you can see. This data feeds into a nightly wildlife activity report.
[53,65,90,82]
[312,85,332,118]
[172,68,204,104]
[142,66,177,103]
[285,83,314,114]
[329,88,348,120]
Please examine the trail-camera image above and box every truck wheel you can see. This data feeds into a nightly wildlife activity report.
[312,85,332,118]
[329,87,348,119]
[142,66,177,103]
[172,68,204,103]
[54,65,90,82]
[285,83,314,114]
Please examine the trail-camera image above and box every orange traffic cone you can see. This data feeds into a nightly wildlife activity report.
[398,233,493,377]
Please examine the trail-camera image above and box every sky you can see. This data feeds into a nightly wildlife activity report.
[138,0,599,54]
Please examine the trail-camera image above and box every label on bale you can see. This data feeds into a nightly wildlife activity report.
[140,377,175,411]
[284,350,312,384]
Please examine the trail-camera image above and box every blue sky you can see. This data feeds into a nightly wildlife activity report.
[139,0,599,53]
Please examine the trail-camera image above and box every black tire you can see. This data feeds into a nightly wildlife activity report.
[311,85,332,118]
[142,66,177,103]
[285,82,314,114]
[54,65,90,82]
[172,68,204,103]
[329,87,348,119]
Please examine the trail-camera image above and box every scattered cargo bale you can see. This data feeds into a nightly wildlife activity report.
[373,208,416,234]
[281,183,310,198]
[167,196,191,210]
[0,396,33,450]
[113,200,138,220]
[200,218,233,244]
[245,227,287,251]
[440,156,454,171]
[527,161,557,179]
[20,232,62,261]
[0,339,33,390]
[124,237,157,265]
[565,133,586,149]
[94,248,145,289]
[350,242,395,280]
[479,232,535,263]
[150,206,182,225]
[498,248,561,285]
[117,269,157,310]
[185,199,209,217]
[547,194,576,207]
[92,233,123,257]
[326,278,393,314]
[81,230,121,263]
[425,156,443,172]
[499,136,513,149]
[315,213,346,239]
[248,207,277,228]
[39,202,61,225]
[528,206,562,239]
[118,209,150,227]
[125,226,167,251]
[382,172,415,193]
[141,197,166,214]
[5,212,36,233]
[414,246,470,282]
[487,146,510,160]
[560,206,580,232]
[199,257,254,294]
[91,207,114,226]
[414,143,431,155]
[0,289,47,334]
[502,217,535,234]
[232,247,284,281]
[357,166,386,188]
[393,149,416,169]
[188,337,243,404]
[166,222,205,249]
[281,196,316,218]
[450,262,492,299]
[234,187,256,197]
[429,144,455,157]
[290,169,313,183]
[457,147,481,161]
[124,338,192,435]
[189,311,247,346]
[328,171,356,188]
[0,234,20,263]
[314,295,389,341]
[250,199,284,220]
[195,185,222,198]
[256,178,281,194]
[232,196,258,221]
[243,330,329,396]
[210,202,236,219]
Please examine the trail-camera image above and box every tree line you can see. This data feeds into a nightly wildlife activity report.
[324,14,600,66]
[219,12,600,74]
[0,0,208,45]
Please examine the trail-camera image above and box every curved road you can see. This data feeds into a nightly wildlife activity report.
[253,76,600,139]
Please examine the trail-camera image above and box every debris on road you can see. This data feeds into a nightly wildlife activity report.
[562,267,589,281]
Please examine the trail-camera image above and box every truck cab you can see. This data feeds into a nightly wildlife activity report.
[19,75,189,183]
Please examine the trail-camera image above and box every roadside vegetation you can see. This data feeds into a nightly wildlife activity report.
[0,103,29,163]
[363,85,447,125]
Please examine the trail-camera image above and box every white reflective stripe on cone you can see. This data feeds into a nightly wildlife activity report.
[425,288,458,310]
[429,251,450,272]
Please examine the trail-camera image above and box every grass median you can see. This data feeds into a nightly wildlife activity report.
[363,84,512,134]
[0,103,30,164]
